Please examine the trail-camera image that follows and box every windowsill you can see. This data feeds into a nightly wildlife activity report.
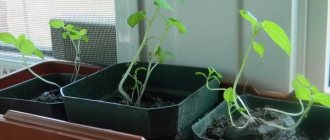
[0,51,55,65]
[0,45,53,57]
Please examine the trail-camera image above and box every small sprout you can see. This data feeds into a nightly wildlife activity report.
[50,20,89,82]
[117,0,186,106]
[201,9,294,129]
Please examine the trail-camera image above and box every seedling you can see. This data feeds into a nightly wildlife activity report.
[0,33,60,88]
[197,9,292,128]
[118,0,186,106]
[259,74,330,130]
[49,20,89,82]
[198,9,330,131]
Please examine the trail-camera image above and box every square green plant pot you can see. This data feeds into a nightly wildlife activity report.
[61,62,221,138]
[192,94,330,140]
[0,74,72,120]
[0,61,102,120]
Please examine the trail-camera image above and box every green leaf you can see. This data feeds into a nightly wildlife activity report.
[296,74,311,87]
[293,76,311,101]
[34,49,44,59]
[310,86,320,94]
[261,20,291,56]
[61,32,68,39]
[65,24,74,31]
[154,45,171,63]
[82,36,89,43]
[70,33,80,40]
[252,42,264,58]
[127,11,145,28]
[239,9,259,28]
[153,0,173,11]
[314,92,330,108]
[49,20,65,29]
[0,32,18,46]
[79,29,87,36]
[195,72,205,76]
[17,34,26,49]
[209,67,222,79]
[167,18,187,33]
[224,87,234,103]
[19,39,36,56]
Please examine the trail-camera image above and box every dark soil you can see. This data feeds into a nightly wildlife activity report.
[31,89,63,103]
[205,108,305,140]
[101,93,176,108]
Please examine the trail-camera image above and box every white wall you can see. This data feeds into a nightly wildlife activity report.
[117,0,329,93]
[115,0,140,63]
[142,0,298,92]
[241,0,295,92]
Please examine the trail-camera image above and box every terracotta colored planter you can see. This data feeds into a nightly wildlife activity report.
[0,60,102,89]
[0,110,145,140]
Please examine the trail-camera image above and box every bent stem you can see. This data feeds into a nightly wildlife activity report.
[135,60,159,106]
[68,32,81,82]
[263,99,305,116]
[231,34,259,125]
[23,55,61,89]
[118,7,161,104]
[257,99,313,130]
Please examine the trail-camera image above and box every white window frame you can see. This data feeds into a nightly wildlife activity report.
[302,0,330,93]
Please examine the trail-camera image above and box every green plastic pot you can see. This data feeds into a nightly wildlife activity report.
[61,62,221,139]
[192,94,330,140]
[0,74,76,120]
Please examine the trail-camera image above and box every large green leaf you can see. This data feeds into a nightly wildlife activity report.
[224,87,234,103]
[34,49,44,59]
[0,32,17,46]
[293,79,311,101]
[296,74,311,87]
[65,24,74,31]
[314,92,330,108]
[127,11,145,28]
[252,42,264,58]
[17,34,26,49]
[79,29,87,36]
[19,39,36,56]
[153,0,173,11]
[49,20,65,29]
[261,20,291,56]
[167,18,187,33]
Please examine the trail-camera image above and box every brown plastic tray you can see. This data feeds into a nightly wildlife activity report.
[0,110,145,140]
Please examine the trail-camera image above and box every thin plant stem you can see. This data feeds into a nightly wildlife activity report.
[257,99,313,130]
[232,36,256,123]
[23,55,61,89]
[263,99,304,116]
[118,7,161,104]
